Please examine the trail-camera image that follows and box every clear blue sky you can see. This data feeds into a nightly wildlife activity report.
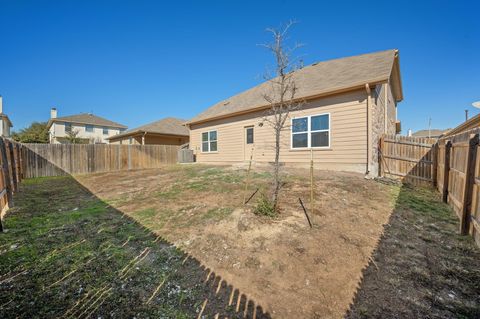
[1,0,478,132]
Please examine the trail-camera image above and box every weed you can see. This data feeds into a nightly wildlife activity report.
[254,193,277,217]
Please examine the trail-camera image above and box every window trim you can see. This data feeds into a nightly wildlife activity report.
[85,124,94,133]
[245,126,254,145]
[102,127,109,135]
[290,113,331,149]
[201,130,218,153]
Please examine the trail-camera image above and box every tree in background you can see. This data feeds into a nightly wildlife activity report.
[12,122,49,143]
[260,21,304,212]
[65,129,82,144]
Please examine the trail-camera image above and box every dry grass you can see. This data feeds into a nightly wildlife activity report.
[77,164,394,318]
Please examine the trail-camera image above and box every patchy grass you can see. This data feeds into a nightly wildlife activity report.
[347,184,480,319]
[10,166,479,318]
[0,176,271,319]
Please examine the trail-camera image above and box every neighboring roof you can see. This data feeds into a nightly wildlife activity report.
[443,113,480,137]
[412,129,448,138]
[107,117,189,140]
[187,49,403,125]
[0,114,13,127]
[47,113,127,129]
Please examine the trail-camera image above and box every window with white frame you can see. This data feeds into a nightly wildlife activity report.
[202,130,217,152]
[291,114,330,148]
[86,124,94,133]
[103,127,109,135]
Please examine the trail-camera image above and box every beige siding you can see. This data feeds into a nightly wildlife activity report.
[190,90,369,173]
[50,121,123,144]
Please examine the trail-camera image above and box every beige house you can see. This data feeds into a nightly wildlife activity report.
[186,49,403,176]
[107,117,189,145]
[47,108,127,144]
[443,113,480,137]
[0,96,13,137]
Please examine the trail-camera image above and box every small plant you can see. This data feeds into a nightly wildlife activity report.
[254,193,277,217]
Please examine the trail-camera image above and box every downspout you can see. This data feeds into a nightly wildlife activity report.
[365,83,372,175]
[384,82,389,134]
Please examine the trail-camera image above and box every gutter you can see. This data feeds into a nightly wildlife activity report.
[365,83,372,175]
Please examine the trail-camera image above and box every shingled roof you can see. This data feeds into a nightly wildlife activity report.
[47,113,127,129]
[187,49,402,125]
[107,117,189,140]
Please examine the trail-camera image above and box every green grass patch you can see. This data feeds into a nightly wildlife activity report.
[0,175,235,318]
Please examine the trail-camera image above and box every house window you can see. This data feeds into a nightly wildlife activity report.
[103,127,109,135]
[86,124,94,132]
[292,113,330,149]
[246,127,254,144]
[64,122,72,133]
[202,130,217,152]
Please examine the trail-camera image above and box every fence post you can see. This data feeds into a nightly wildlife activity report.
[432,142,438,187]
[8,141,18,192]
[0,139,13,207]
[442,140,452,203]
[460,134,479,235]
[379,136,385,177]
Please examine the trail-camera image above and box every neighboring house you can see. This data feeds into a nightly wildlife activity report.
[443,113,480,137]
[0,96,13,137]
[47,108,127,144]
[411,129,448,139]
[186,49,403,176]
[107,117,189,145]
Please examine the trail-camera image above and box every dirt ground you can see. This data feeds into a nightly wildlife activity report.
[76,165,394,318]
[0,176,272,318]
[3,165,478,318]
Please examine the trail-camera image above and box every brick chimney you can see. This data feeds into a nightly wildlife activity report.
[51,107,57,119]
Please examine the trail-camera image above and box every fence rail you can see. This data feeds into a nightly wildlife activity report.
[379,135,438,186]
[380,130,480,247]
[21,143,180,178]
[0,138,24,231]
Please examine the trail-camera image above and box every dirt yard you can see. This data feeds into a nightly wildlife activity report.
[75,165,394,318]
[1,165,479,318]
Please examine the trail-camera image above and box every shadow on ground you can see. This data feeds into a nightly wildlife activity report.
[0,176,271,319]
[346,182,480,318]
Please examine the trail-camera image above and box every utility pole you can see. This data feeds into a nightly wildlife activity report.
[428,117,432,138]
[465,109,469,122]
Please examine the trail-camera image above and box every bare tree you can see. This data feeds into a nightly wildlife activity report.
[261,21,304,211]
[65,129,81,144]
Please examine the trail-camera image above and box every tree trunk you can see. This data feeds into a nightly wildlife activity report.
[272,128,281,210]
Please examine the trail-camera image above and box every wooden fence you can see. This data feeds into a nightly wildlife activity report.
[380,130,480,247]
[21,144,180,178]
[379,135,438,186]
[0,138,24,231]
[436,129,480,244]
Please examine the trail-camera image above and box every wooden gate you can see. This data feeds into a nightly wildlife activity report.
[379,135,438,186]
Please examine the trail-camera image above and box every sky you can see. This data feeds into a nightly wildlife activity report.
[0,0,479,133]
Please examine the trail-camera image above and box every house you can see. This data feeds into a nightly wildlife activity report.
[411,129,448,139]
[186,49,403,176]
[47,108,127,144]
[443,113,480,137]
[0,96,13,137]
[107,117,189,145]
